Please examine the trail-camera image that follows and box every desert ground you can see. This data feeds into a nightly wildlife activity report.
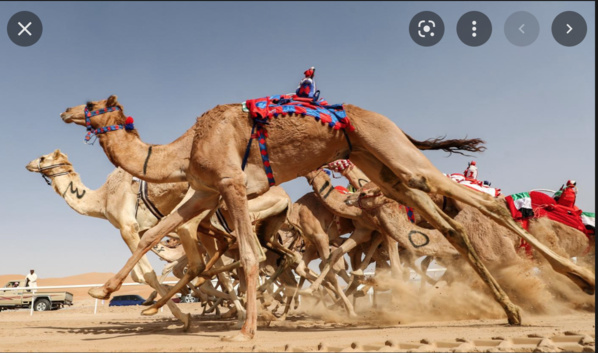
[0,271,594,352]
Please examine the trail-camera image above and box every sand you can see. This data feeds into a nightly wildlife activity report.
[0,272,594,352]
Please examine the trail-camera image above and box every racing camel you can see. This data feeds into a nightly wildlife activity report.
[60,94,594,340]
[26,149,190,327]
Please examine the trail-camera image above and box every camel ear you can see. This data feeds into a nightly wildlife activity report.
[53,149,61,158]
[106,95,119,107]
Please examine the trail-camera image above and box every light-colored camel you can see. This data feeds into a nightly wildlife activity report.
[25,149,292,327]
[60,95,593,340]
[25,149,191,327]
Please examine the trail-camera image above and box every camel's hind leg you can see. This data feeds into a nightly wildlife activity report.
[350,112,594,294]
[350,152,522,325]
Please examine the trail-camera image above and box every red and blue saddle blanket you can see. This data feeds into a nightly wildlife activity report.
[243,94,355,186]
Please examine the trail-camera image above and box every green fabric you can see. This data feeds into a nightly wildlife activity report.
[510,192,530,200]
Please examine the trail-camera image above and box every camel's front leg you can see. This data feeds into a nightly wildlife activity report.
[89,190,217,300]
[350,152,522,325]
[344,233,383,297]
[141,214,208,315]
[393,187,522,324]
[116,222,191,329]
[384,235,405,280]
[199,233,246,323]
[301,227,373,295]
[218,174,264,342]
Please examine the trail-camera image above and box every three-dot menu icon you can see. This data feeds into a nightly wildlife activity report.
[457,11,492,46]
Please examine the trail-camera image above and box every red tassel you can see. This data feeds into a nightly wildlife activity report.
[125,116,134,124]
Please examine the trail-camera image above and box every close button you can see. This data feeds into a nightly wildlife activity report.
[7,11,43,47]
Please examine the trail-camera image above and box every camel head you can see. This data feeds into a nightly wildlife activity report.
[26,149,74,185]
[343,182,390,210]
[61,95,129,130]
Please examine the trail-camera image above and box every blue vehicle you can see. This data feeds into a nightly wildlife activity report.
[108,294,152,307]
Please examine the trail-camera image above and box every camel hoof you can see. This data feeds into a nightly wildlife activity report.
[353,289,366,298]
[141,307,159,316]
[88,287,110,300]
[181,313,192,332]
[351,269,365,277]
[507,306,522,326]
[221,332,253,342]
[567,270,595,295]
[297,288,315,297]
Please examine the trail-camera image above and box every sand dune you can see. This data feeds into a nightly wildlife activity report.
[0,273,178,300]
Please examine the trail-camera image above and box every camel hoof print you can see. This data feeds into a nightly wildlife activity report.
[221,333,253,342]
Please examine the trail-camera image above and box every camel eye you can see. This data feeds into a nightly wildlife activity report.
[39,157,45,162]
[86,102,94,110]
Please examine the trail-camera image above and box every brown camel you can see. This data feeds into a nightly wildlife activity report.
[302,167,463,296]
[348,182,595,310]
[60,95,593,340]
[25,149,191,326]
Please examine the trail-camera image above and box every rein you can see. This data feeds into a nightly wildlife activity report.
[36,160,71,185]
[84,106,135,144]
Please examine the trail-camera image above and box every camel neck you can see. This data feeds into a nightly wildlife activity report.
[50,172,106,219]
[306,170,362,219]
[97,125,193,183]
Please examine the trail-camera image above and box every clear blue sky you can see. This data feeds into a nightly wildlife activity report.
[0,1,594,278]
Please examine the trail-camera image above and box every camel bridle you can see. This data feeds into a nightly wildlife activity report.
[356,190,386,211]
[35,159,71,185]
[326,159,354,179]
[84,106,134,144]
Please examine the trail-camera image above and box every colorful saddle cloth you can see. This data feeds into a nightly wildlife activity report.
[244,94,354,131]
[505,190,594,256]
[242,94,355,186]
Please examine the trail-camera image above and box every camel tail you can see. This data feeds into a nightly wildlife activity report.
[404,133,486,156]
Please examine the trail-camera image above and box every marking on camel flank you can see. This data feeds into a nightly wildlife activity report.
[408,230,430,248]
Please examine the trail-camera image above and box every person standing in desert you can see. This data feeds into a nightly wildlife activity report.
[25,269,38,289]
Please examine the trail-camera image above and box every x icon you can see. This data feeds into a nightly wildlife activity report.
[18,22,32,36]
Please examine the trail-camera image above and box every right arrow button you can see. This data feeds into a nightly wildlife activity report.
[552,12,587,46]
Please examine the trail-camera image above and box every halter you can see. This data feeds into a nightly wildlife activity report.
[84,106,134,144]
[35,159,71,185]
[326,159,354,179]
[356,190,385,211]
